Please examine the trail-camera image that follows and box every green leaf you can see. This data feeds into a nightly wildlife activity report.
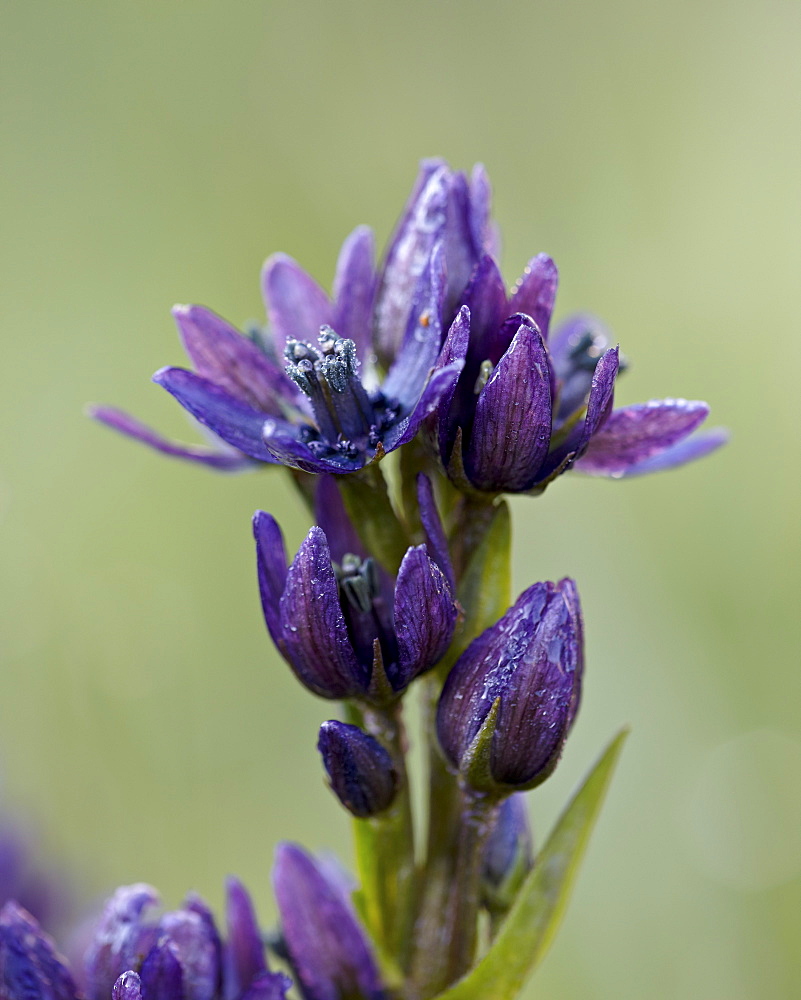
[431,728,628,1000]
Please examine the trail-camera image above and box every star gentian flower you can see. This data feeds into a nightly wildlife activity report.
[89,158,499,476]
[273,843,385,1000]
[0,878,291,1000]
[437,578,583,792]
[253,502,458,701]
[432,254,727,493]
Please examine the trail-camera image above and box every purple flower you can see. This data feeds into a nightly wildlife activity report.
[273,843,385,1000]
[437,579,583,791]
[89,158,499,477]
[317,721,399,819]
[432,256,727,493]
[0,900,80,1000]
[253,509,458,701]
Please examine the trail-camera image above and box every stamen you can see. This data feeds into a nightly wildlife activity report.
[335,555,379,614]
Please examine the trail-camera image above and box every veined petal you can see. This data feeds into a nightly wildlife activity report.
[462,255,508,364]
[223,877,266,1000]
[575,399,711,476]
[332,226,376,363]
[382,359,464,452]
[589,426,729,477]
[0,901,79,1000]
[139,941,184,1000]
[88,405,255,471]
[273,844,384,1000]
[153,368,279,463]
[469,164,495,258]
[394,545,458,688]
[172,304,296,414]
[443,172,482,316]
[253,511,289,651]
[262,420,366,475]
[558,578,585,730]
[508,254,559,341]
[434,306,470,462]
[279,527,368,699]
[374,163,450,364]
[576,346,620,450]
[261,253,332,360]
[416,473,455,591]
[466,323,552,492]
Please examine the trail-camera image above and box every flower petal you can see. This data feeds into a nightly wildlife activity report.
[332,226,376,362]
[240,973,293,1000]
[416,473,455,591]
[469,164,496,258]
[382,359,465,453]
[253,512,289,652]
[574,399,711,476]
[374,162,450,365]
[158,908,219,1000]
[442,171,483,316]
[279,527,368,698]
[466,322,552,492]
[433,306,471,462]
[223,877,266,1000]
[152,368,280,463]
[84,885,160,1000]
[139,941,184,1000]
[577,346,620,448]
[507,254,559,341]
[88,405,254,471]
[313,476,367,563]
[261,253,332,360]
[394,545,458,688]
[594,426,729,477]
[462,255,509,364]
[273,843,384,1000]
[261,420,366,474]
[0,901,79,1000]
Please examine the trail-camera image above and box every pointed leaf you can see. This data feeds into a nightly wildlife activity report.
[431,728,628,1000]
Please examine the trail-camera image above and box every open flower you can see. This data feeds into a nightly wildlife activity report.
[90,159,496,476]
[433,255,727,494]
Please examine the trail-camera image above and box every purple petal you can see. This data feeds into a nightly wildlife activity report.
[261,254,332,360]
[442,172,482,316]
[576,346,620,449]
[416,473,455,591]
[469,164,495,258]
[462,255,509,364]
[466,323,552,492]
[88,406,254,472]
[84,884,160,1000]
[434,306,471,462]
[575,399,711,477]
[313,476,367,563]
[158,909,219,1000]
[317,721,398,818]
[394,545,458,688]
[139,941,184,1000]
[593,426,729,478]
[382,242,446,410]
[482,794,534,892]
[261,420,366,475]
[0,901,79,1000]
[382,359,465,453]
[240,972,293,1000]
[279,527,368,699]
[253,512,289,651]
[173,305,297,414]
[113,972,143,1000]
[273,843,384,1000]
[153,368,280,463]
[223,878,266,1000]
[507,254,559,341]
[332,226,376,361]
[557,578,585,729]
[374,163,450,364]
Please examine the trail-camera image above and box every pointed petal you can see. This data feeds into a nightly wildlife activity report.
[84,884,160,1000]
[0,901,79,1000]
[576,346,620,449]
[172,305,297,414]
[434,306,471,462]
[313,475,367,563]
[442,172,482,315]
[374,163,450,364]
[416,473,455,591]
[381,359,465,452]
[394,545,458,688]
[557,578,584,730]
[462,255,509,364]
[466,323,553,492]
[590,426,729,477]
[139,942,184,1000]
[261,419,366,474]
[113,972,143,1000]
[382,242,446,409]
[508,254,559,340]
[273,843,384,1000]
[469,164,494,257]
[574,399,711,476]
[240,973,293,1000]
[152,368,280,463]
[88,405,254,471]
[279,527,368,698]
[253,512,289,651]
[261,253,332,360]
[223,878,267,1000]
[158,909,219,1000]
[332,226,376,361]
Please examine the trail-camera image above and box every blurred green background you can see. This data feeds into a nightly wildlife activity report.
[1,0,799,996]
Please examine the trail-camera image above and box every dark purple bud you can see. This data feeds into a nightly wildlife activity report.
[273,843,384,1000]
[0,901,79,1000]
[139,940,184,1000]
[113,971,143,1000]
[481,794,534,913]
[317,721,398,818]
[222,877,266,1000]
[437,579,583,791]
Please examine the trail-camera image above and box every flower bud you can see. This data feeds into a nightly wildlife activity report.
[318,721,399,818]
[481,794,534,915]
[437,578,583,792]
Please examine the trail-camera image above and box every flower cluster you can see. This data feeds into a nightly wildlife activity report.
[26,159,729,1000]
